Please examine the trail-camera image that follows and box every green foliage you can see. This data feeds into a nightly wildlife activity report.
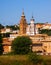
[28,52,43,65]
[0,24,4,29]
[0,43,4,55]
[6,25,19,30]
[11,36,32,54]
[0,34,2,43]
[0,55,51,65]
[39,29,51,36]
[0,34,4,55]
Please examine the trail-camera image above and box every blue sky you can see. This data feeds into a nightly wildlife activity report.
[0,0,51,25]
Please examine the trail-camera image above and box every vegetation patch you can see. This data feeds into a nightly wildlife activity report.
[0,55,51,65]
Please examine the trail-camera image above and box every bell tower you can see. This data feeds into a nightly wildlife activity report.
[19,11,27,35]
[30,16,35,35]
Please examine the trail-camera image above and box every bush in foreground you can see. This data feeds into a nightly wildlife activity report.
[11,36,32,54]
[28,52,43,65]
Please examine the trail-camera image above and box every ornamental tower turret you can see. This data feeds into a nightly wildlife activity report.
[30,16,35,35]
[19,11,27,35]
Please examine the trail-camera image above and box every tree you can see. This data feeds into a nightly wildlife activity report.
[0,24,4,29]
[0,34,2,43]
[39,29,51,36]
[11,36,32,54]
[6,25,19,30]
[0,34,4,55]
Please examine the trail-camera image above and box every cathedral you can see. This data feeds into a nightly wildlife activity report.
[19,11,38,36]
[19,11,51,55]
[19,12,51,55]
[2,11,51,55]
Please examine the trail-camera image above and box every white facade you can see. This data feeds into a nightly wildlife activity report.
[5,28,11,33]
[9,34,18,40]
[35,27,39,34]
[1,28,11,33]
[41,24,51,29]
[26,16,38,35]
[26,25,30,35]
[30,18,35,35]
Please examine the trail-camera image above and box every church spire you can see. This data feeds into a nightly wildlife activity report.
[19,10,27,35]
[30,15,35,35]
[31,15,35,21]
[21,9,25,17]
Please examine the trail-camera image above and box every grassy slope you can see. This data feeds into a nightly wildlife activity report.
[0,55,51,65]
[0,55,28,65]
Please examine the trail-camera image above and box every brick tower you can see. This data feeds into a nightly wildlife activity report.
[19,11,27,35]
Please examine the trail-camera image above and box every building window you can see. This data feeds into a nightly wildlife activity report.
[32,43,42,46]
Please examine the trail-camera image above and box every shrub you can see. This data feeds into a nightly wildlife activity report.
[28,52,43,65]
[11,36,32,54]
